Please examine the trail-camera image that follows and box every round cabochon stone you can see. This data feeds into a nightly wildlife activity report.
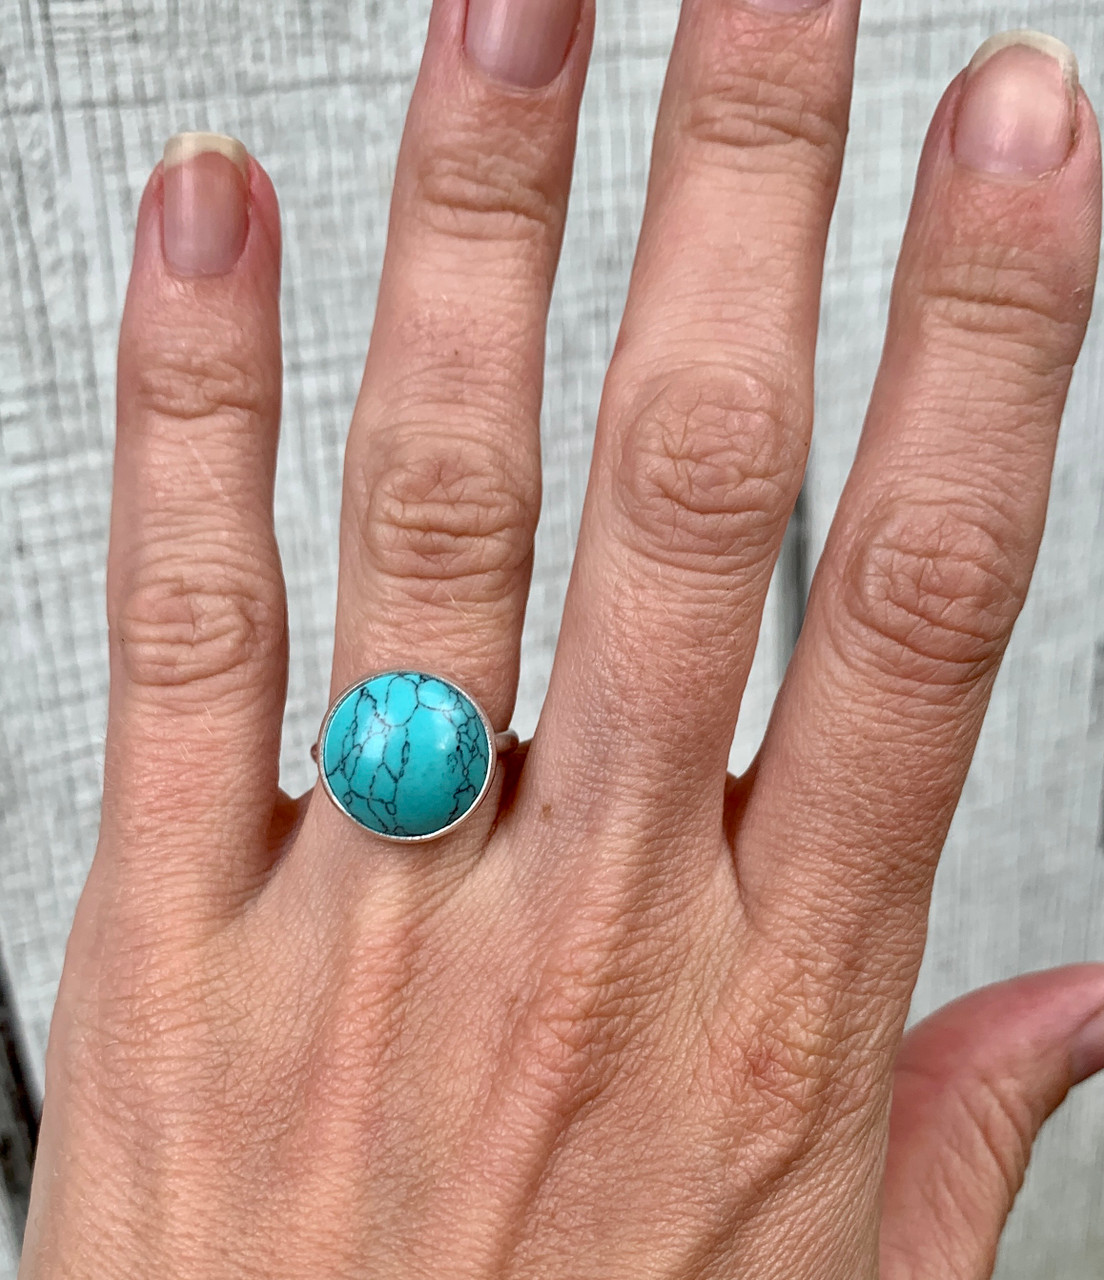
[320,671,491,838]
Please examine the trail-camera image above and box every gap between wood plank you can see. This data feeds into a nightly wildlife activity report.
[0,956,39,1248]
[778,482,811,664]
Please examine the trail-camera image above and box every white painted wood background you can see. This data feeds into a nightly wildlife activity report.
[2,0,1103,1273]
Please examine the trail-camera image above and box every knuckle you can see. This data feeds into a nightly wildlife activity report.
[706,984,849,1167]
[505,914,655,1116]
[115,551,285,693]
[915,241,1087,361]
[838,500,1025,686]
[411,123,562,246]
[736,1022,837,1136]
[354,429,538,599]
[744,977,846,1111]
[609,366,803,571]
[67,954,250,1138]
[131,333,272,427]
[680,67,844,172]
[713,945,893,1151]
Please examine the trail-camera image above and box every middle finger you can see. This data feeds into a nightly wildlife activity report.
[530,0,860,851]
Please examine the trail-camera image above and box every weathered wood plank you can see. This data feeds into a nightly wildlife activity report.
[0,1204,19,1279]
[0,967,35,1257]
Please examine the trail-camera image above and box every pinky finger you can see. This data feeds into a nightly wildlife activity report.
[881,966,1104,1279]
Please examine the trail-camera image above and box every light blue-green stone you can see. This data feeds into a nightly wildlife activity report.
[320,671,491,838]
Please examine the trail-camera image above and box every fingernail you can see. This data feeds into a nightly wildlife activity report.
[955,30,1077,177]
[1071,1006,1104,1085]
[162,132,250,277]
[465,0,581,89]
[739,0,827,12]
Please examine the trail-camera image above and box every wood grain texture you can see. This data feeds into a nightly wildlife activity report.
[0,0,1100,1273]
[0,969,34,1262]
[0,1203,17,1279]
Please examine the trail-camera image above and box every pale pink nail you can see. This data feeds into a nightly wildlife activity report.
[954,31,1077,177]
[162,132,250,277]
[739,0,827,11]
[465,0,581,89]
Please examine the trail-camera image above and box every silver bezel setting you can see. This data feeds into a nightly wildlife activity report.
[314,669,502,844]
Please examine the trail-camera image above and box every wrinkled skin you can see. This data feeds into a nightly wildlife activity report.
[19,1,1104,1278]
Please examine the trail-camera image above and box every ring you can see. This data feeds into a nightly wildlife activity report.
[312,669,518,842]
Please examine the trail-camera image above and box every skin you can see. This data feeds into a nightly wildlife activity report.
[17,1,1104,1277]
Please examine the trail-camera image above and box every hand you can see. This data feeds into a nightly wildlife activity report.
[20,1,1103,1277]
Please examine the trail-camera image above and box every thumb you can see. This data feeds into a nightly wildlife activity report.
[880,964,1104,1280]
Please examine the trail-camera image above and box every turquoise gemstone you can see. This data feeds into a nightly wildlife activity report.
[320,671,491,838]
